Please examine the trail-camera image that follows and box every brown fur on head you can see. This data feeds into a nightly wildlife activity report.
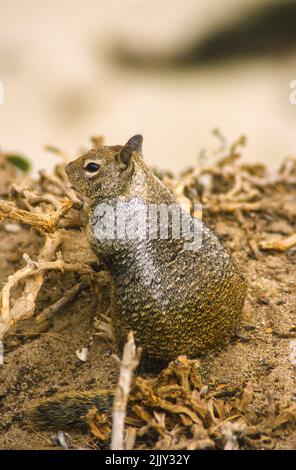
[65,135,143,201]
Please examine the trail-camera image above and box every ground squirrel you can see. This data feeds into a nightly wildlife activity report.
[25,134,247,431]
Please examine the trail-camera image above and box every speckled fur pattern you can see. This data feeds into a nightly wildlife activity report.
[25,135,247,432]
[25,391,113,431]
[66,135,247,361]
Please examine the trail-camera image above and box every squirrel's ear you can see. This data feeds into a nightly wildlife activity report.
[126,134,143,155]
[119,134,143,166]
[119,146,133,166]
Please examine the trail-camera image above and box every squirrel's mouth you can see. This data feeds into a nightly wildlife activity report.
[67,183,88,205]
[72,188,87,201]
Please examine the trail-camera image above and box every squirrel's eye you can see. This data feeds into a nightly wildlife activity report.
[85,162,100,173]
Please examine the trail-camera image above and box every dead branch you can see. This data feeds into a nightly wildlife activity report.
[10,184,62,210]
[0,199,73,233]
[208,198,282,214]
[0,233,62,339]
[39,169,82,207]
[0,233,92,341]
[56,216,82,229]
[221,422,244,450]
[259,233,296,252]
[44,145,70,164]
[111,331,142,450]
[36,280,89,323]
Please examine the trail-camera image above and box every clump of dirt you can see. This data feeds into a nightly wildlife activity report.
[0,138,296,450]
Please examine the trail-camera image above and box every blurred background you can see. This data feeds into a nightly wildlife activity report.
[0,0,296,173]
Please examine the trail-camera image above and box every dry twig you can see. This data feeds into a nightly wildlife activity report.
[36,280,89,323]
[259,233,296,252]
[0,233,92,341]
[0,199,73,233]
[111,331,142,450]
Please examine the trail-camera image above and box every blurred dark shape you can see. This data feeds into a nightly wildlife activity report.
[6,154,31,173]
[111,1,296,69]
[183,0,296,65]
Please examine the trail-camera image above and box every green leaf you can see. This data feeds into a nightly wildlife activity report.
[6,154,31,173]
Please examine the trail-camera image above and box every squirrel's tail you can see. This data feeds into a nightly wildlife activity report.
[24,390,114,431]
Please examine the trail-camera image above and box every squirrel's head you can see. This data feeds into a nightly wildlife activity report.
[65,135,143,200]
